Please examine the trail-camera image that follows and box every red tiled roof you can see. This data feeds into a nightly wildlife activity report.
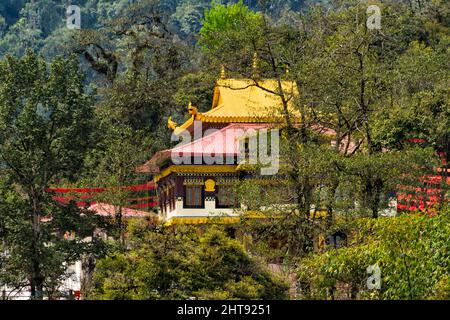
[137,123,271,173]
[88,203,152,218]
[170,123,270,157]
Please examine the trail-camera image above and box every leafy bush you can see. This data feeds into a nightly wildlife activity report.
[297,209,450,299]
[88,222,289,300]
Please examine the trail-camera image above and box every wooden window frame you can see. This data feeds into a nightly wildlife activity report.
[183,185,205,209]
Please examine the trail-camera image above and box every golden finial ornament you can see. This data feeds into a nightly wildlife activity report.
[252,52,258,69]
[252,52,259,77]
[220,64,226,79]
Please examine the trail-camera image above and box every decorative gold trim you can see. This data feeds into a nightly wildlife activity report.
[183,178,204,186]
[164,216,241,226]
[172,117,194,135]
[154,165,237,183]
[204,179,216,192]
[235,163,257,171]
[201,115,278,123]
[170,115,297,131]
[163,211,288,226]
[216,177,235,186]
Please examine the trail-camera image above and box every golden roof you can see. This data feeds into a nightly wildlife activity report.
[169,78,300,134]
[205,78,300,123]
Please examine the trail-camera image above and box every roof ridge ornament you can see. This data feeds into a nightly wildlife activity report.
[220,64,226,79]
[188,101,202,120]
[167,116,178,130]
[252,52,259,78]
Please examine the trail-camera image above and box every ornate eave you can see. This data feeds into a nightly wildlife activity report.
[154,165,238,183]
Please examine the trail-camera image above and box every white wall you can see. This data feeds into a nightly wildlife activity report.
[165,198,238,221]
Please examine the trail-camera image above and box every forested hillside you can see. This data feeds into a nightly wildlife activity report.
[0,0,326,58]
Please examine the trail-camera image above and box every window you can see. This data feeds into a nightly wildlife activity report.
[184,185,204,208]
[216,186,238,208]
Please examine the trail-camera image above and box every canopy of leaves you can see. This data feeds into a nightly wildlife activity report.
[297,209,450,299]
[0,50,107,299]
[88,222,289,300]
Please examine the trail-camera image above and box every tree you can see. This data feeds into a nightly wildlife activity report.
[200,1,325,258]
[0,0,67,57]
[66,0,201,141]
[88,222,289,300]
[297,208,450,300]
[198,1,446,273]
[83,104,153,242]
[0,50,104,299]
[373,40,450,209]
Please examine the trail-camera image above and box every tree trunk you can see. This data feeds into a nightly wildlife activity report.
[350,283,358,299]
[81,254,96,299]
[30,191,44,300]
[438,136,449,210]
[326,180,339,228]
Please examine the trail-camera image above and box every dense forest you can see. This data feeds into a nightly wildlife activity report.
[0,1,326,57]
[0,0,449,300]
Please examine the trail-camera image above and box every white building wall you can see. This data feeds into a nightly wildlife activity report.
[1,260,82,300]
[165,197,238,222]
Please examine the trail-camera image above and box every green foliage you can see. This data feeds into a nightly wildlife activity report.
[172,70,216,113]
[170,0,211,38]
[338,148,438,217]
[0,50,94,184]
[198,1,449,270]
[0,0,313,60]
[88,223,289,300]
[82,96,154,240]
[0,1,28,25]
[200,0,264,52]
[297,209,450,299]
[0,51,106,299]
[0,0,449,301]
